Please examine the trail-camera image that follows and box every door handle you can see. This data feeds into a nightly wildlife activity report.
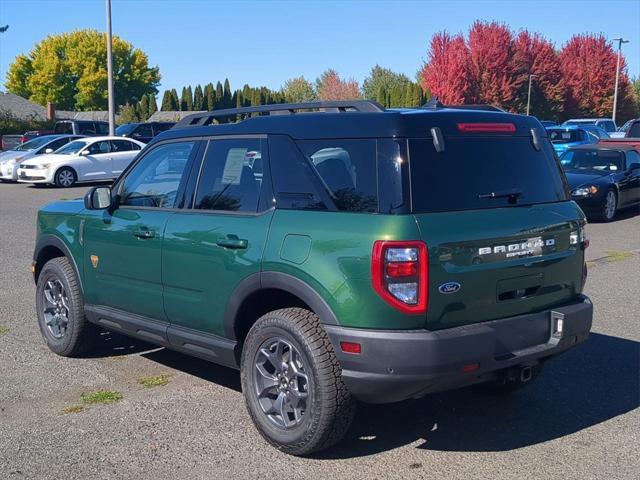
[216,235,248,249]
[133,228,155,239]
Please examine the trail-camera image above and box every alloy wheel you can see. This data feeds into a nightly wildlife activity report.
[253,337,311,429]
[57,170,74,187]
[605,190,616,220]
[42,278,69,339]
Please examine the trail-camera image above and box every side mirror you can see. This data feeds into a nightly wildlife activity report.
[84,186,112,210]
[80,150,89,156]
[44,148,54,154]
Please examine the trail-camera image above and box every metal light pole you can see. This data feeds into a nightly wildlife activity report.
[612,37,629,125]
[526,74,537,116]
[106,0,116,135]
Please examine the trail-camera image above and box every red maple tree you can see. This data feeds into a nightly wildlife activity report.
[316,69,361,100]
[560,34,634,119]
[420,31,474,104]
[467,21,517,107]
[511,30,566,119]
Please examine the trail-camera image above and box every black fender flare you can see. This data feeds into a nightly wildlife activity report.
[223,271,339,340]
[33,234,83,293]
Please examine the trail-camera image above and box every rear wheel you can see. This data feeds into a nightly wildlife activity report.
[36,257,99,356]
[54,167,76,187]
[240,308,355,455]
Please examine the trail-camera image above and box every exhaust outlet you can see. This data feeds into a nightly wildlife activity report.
[520,366,533,382]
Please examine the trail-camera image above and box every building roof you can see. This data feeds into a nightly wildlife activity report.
[147,110,207,122]
[0,92,47,121]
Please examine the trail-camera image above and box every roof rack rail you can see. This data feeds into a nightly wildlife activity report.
[174,100,385,128]
[422,98,505,112]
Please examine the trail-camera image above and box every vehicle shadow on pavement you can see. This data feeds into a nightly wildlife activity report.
[317,332,639,459]
[141,348,242,392]
[84,330,158,358]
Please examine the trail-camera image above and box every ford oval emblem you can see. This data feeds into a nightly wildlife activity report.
[438,282,461,294]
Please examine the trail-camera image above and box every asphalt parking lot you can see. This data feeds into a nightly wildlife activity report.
[0,181,638,480]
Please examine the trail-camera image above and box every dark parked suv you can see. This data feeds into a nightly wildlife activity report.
[115,121,175,143]
[54,120,110,136]
[32,100,592,455]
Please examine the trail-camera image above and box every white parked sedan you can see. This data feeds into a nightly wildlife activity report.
[0,135,85,181]
[17,136,145,187]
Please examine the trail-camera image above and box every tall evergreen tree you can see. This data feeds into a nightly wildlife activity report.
[193,85,204,110]
[215,81,224,106]
[139,94,149,120]
[170,89,180,110]
[148,93,158,116]
[161,90,175,111]
[180,86,193,111]
[376,85,387,106]
[223,78,232,108]
[204,83,215,110]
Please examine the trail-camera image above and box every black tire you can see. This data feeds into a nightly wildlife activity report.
[240,308,356,456]
[35,257,99,357]
[595,188,617,222]
[54,167,77,187]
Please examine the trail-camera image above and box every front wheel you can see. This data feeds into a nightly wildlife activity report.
[54,167,77,187]
[36,257,99,356]
[596,189,617,222]
[240,308,356,455]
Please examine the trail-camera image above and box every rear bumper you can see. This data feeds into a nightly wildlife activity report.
[325,295,592,404]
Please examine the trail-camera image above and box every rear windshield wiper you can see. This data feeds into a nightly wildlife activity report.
[478,189,523,203]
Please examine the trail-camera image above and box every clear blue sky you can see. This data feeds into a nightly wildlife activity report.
[0,0,638,97]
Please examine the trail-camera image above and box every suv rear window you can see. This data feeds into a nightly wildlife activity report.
[409,137,568,213]
[548,129,584,143]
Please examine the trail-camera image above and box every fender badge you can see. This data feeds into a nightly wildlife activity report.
[90,255,99,268]
[438,282,461,294]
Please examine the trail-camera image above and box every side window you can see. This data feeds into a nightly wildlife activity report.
[119,142,195,208]
[86,141,110,155]
[153,123,173,134]
[110,140,133,152]
[94,123,110,135]
[296,139,378,212]
[194,138,265,212]
[269,135,327,210]
[78,122,96,135]
[135,124,153,138]
[626,150,640,168]
[41,137,71,153]
[54,123,72,134]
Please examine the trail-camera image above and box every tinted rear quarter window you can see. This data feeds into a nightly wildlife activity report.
[409,136,568,213]
[296,139,378,213]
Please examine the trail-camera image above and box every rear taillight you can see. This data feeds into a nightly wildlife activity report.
[20,136,28,143]
[457,122,516,133]
[372,240,428,314]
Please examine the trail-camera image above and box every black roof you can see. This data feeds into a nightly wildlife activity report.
[569,144,639,152]
[150,101,544,146]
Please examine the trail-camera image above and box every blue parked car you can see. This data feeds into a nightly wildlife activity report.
[546,125,604,155]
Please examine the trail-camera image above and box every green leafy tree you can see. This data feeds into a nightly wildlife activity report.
[193,85,204,110]
[362,65,411,105]
[6,29,160,110]
[119,103,139,123]
[147,93,158,116]
[282,76,316,103]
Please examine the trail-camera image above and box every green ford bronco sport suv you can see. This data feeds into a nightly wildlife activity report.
[32,100,592,455]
